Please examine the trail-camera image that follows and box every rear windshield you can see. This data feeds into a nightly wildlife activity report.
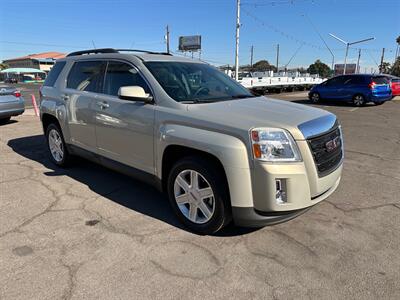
[43,61,66,87]
[372,76,389,84]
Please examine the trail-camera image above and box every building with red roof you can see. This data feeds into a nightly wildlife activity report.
[2,52,66,73]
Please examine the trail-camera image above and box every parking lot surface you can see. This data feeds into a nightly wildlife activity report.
[1,92,399,299]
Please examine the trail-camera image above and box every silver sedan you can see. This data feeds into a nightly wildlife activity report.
[0,86,25,123]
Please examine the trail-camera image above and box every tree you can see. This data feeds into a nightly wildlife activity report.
[0,63,9,70]
[307,60,331,78]
[379,62,391,74]
[391,57,400,77]
[252,60,277,72]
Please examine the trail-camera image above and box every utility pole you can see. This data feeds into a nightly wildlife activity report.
[356,49,361,73]
[276,44,280,74]
[379,47,385,73]
[166,25,170,54]
[234,0,240,81]
[329,34,374,75]
[250,45,254,70]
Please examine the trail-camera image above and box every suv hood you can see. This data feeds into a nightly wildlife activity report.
[186,96,335,140]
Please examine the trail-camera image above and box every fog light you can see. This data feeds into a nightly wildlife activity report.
[275,179,287,204]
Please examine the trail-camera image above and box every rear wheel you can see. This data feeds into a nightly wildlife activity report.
[45,123,71,167]
[353,94,365,107]
[310,92,321,103]
[167,157,231,234]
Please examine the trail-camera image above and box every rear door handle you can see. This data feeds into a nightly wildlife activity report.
[96,101,109,109]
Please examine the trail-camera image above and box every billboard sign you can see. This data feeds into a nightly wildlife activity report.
[334,64,357,75]
[179,35,201,51]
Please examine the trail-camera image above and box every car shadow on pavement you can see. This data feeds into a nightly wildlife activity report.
[7,135,258,237]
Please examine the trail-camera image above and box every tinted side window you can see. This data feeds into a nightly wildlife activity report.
[345,76,365,85]
[43,61,66,87]
[326,76,345,86]
[67,61,106,92]
[104,61,150,97]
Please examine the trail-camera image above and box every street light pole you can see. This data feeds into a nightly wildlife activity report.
[234,0,240,81]
[329,33,374,75]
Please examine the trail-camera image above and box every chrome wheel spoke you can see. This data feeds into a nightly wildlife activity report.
[190,171,198,189]
[198,201,212,219]
[175,193,190,204]
[188,204,198,222]
[176,174,189,192]
[48,129,64,162]
[198,187,213,199]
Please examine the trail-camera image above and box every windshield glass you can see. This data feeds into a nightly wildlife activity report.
[144,61,254,103]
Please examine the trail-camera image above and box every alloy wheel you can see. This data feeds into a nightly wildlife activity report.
[48,128,64,162]
[173,169,215,224]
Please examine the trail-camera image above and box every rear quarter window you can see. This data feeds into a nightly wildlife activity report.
[372,76,389,84]
[43,61,66,87]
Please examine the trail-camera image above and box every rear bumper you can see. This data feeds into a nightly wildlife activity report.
[368,94,392,102]
[0,99,25,118]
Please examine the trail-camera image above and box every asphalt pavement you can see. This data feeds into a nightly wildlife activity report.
[1,92,399,299]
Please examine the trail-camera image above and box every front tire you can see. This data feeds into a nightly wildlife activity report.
[167,157,231,234]
[310,92,321,103]
[45,123,71,167]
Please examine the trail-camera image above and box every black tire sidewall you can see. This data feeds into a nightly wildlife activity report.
[45,123,69,167]
[167,157,231,234]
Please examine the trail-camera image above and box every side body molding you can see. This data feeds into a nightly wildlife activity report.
[157,124,254,207]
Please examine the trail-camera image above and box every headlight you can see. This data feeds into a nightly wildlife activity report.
[250,127,301,162]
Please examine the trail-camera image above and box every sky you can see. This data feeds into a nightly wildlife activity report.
[0,0,399,71]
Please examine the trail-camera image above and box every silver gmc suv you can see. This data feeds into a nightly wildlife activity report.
[40,48,343,234]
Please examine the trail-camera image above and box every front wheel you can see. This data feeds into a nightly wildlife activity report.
[353,94,365,107]
[167,157,231,234]
[310,92,321,103]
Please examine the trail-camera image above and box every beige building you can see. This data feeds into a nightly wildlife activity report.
[2,52,65,73]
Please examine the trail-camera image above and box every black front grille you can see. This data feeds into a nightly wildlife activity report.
[307,126,343,177]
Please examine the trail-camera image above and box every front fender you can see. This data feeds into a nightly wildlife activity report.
[157,124,254,207]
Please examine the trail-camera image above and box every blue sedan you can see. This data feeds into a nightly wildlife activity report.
[309,74,392,106]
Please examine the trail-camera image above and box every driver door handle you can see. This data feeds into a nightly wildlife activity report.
[96,101,109,109]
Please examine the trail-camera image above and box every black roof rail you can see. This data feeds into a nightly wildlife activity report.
[66,48,172,57]
[116,49,172,56]
[66,48,118,57]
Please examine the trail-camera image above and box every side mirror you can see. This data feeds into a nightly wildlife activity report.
[118,86,153,103]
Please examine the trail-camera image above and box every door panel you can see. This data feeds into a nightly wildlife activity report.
[95,95,155,174]
[64,60,106,152]
[94,61,155,174]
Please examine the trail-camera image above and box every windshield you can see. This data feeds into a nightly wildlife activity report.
[144,61,254,103]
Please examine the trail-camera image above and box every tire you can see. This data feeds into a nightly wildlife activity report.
[374,101,383,106]
[0,117,11,124]
[310,92,321,103]
[167,156,232,234]
[45,123,71,167]
[353,94,365,107]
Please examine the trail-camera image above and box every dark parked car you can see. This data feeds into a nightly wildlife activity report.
[309,74,392,106]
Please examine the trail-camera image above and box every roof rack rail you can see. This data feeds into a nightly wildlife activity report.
[116,49,172,56]
[66,48,118,57]
[66,48,173,57]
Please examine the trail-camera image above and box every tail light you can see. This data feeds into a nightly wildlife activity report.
[14,91,21,98]
[368,81,376,89]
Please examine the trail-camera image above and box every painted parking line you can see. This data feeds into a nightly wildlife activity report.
[349,107,359,112]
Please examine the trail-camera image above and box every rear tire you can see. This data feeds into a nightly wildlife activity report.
[45,123,71,167]
[167,156,231,234]
[353,94,365,107]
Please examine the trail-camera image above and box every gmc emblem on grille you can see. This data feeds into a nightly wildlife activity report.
[325,136,340,152]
